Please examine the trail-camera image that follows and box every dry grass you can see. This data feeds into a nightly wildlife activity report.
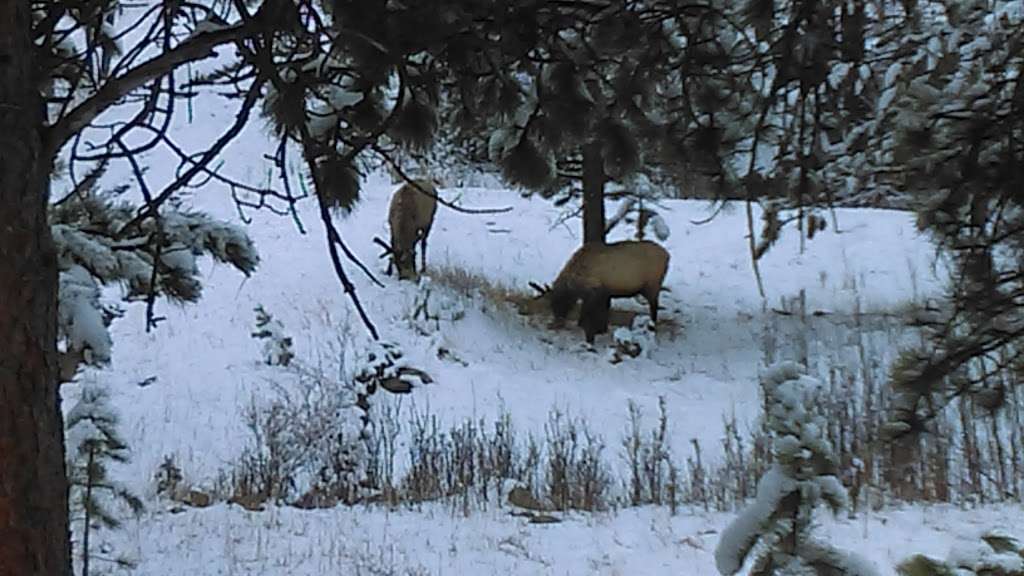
[426,262,527,305]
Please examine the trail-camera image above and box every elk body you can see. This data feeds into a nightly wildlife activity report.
[387,178,439,280]
[534,240,670,343]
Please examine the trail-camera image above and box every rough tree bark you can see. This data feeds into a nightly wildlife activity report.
[581,140,606,245]
[0,1,73,575]
[581,139,611,335]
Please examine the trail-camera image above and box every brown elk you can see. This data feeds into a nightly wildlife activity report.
[531,240,670,343]
[384,178,439,281]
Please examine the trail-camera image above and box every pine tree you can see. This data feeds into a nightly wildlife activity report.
[65,385,143,576]
[874,2,1024,439]
[51,186,259,381]
[251,305,294,367]
[715,362,878,576]
[446,2,734,242]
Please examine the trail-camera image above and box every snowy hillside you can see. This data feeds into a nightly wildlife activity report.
[60,83,1024,576]
[69,175,945,484]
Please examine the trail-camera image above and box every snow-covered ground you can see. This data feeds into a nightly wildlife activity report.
[99,502,1024,576]
[69,176,946,484]
[62,73,1023,575]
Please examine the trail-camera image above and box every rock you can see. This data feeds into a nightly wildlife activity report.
[291,489,337,510]
[179,489,211,508]
[528,514,562,524]
[397,366,433,384]
[379,377,413,394]
[228,494,266,512]
[507,487,545,511]
[895,554,954,576]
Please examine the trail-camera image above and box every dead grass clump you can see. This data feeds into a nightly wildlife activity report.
[426,262,526,304]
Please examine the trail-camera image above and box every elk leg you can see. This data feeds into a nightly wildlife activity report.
[597,294,611,334]
[644,286,660,328]
[580,290,610,343]
[419,232,428,273]
[579,292,597,343]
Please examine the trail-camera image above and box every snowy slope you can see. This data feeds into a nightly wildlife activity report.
[67,174,947,485]
[60,65,1012,575]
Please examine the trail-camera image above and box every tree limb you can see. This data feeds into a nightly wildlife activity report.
[44,21,264,159]
[116,76,266,235]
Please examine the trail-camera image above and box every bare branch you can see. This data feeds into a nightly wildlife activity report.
[45,21,264,159]
[117,76,266,235]
[372,144,514,215]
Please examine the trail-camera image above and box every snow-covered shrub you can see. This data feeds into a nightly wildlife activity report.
[407,276,466,335]
[233,372,370,508]
[897,530,1024,576]
[607,316,655,363]
[231,340,432,508]
[50,189,258,379]
[66,384,143,575]
[714,361,878,576]
[353,340,433,396]
[251,305,294,366]
[153,454,184,499]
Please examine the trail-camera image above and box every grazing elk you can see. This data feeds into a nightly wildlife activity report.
[385,178,439,281]
[531,240,670,343]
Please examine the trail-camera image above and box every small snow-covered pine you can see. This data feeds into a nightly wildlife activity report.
[714,361,879,576]
[66,383,143,573]
[408,277,466,335]
[251,305,294,367]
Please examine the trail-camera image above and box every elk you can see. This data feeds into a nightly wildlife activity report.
[382,178,439,281]
[531,240,670,343]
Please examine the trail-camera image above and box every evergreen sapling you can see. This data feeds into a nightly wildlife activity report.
[714,362,878,576]
[66,384,143,576]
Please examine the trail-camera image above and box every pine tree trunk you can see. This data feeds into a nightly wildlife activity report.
[581,140,610,335]
[82,450,94,576]
[0,2,73,576]
[581,140,606,245]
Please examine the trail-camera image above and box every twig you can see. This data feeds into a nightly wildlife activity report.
[690,199,728,226]
[317,188,381,340]
[230,11,382,339]
[373,236,394,256]
[45,20,265,159]
[372,145,514,215]
[117,76,266,236]
[326,223,385,289]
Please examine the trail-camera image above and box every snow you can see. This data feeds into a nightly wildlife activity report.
[55,51,1021,575]
[715,464,796,575]
[715,362,874,574]
[947,539,1024,574]
[90,502,1023,576]
[60,265,113,364]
